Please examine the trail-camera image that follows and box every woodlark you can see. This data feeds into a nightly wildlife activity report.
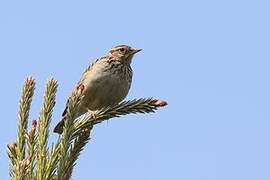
[54,45,142,134]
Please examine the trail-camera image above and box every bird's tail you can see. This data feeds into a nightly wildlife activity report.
[53,117,65,134]
[54,103,68,134]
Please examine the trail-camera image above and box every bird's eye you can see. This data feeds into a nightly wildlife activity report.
[119,48,125,52]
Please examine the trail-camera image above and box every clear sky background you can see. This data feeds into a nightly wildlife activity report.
[1,0,270,179]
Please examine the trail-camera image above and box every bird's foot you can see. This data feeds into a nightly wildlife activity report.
[87,110,97,120]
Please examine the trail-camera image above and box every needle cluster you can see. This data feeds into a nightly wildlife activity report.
[7,77,167,180]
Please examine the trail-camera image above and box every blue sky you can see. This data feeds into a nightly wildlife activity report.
[1,0,270,179]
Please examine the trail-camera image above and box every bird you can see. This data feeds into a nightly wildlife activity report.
[53,45,142,134]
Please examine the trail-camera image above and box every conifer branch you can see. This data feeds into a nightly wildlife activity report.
[8,77,167,180]
[17,77,35,160]
[65,127,92,179]
[57,89,83,180]
[26,120,37,179]
[73,98,167,137]
[11,77,35,179]
[36,79,58,180]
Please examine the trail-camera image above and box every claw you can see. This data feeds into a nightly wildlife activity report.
[87,109,97,119]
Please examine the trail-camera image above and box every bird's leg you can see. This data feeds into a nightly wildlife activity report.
[80,109,97,132]
[87,109,97,120]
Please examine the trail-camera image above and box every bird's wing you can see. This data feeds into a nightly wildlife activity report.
[61,57,106,117]
[76,56,107,85]
[55,57,107,134]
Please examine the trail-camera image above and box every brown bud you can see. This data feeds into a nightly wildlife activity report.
[151,99,168,107]
[32,120,37,128]
[77,83,85,91]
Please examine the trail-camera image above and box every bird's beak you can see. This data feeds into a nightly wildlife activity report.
[131,48,142,55]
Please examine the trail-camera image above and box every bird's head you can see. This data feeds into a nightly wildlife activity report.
[108,45,142,64]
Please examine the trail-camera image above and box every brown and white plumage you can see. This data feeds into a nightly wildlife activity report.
[54,45,142,134]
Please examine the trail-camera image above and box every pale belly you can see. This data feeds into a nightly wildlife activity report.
[79,70,131,114]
